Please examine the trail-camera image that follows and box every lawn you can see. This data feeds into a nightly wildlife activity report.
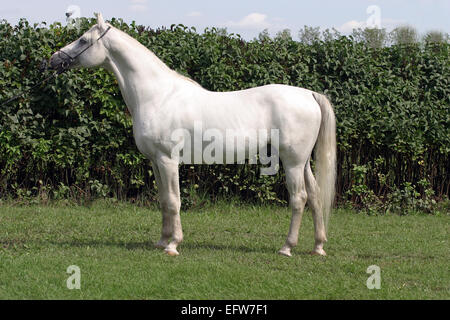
[0,200,448,299]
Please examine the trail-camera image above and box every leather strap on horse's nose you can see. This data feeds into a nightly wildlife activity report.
[58,50,75,64]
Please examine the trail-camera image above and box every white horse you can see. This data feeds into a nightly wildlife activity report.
[50,14,336,257]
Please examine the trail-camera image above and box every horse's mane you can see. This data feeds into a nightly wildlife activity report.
[110,24,201,87]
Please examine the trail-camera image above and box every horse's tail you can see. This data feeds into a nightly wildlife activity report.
[312,92,336,233]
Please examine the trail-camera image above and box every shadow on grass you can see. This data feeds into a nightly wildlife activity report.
[47,239,158,251]
[38,238,316,255]
[3,237,314,256]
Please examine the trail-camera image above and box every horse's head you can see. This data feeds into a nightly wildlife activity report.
[50,13,110,73]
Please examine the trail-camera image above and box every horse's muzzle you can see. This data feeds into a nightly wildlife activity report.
[49,52,72,74]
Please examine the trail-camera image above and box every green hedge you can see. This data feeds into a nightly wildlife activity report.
[0,18,448,209]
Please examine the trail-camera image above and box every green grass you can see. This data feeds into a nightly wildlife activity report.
[0,200,448,299]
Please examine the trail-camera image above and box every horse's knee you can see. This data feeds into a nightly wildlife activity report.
[290,191,307,211]
[161,195,180,215]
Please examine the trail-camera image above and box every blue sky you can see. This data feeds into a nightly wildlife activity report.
[1,0,449,39]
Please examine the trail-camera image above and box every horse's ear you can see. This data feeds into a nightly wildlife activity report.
[96,12,107,31]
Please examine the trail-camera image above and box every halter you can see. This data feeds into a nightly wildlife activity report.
[57,26,112,70]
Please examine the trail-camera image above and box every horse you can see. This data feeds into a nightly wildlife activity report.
[50,13,336,257]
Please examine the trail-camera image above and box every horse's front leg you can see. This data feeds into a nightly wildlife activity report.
[154,157,183,256]
[152,161,171,250]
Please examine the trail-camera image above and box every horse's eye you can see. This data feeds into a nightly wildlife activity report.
[79,38,87,45]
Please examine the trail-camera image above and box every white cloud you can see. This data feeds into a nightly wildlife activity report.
[338,20,366,33]
[187,11,202,18]
[129,0,148,12]
[338,18,406,33]
[225,13,272,30]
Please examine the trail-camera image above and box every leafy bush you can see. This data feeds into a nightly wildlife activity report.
[0,18,448,210]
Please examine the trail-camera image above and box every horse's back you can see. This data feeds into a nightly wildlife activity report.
[198,84,322,140]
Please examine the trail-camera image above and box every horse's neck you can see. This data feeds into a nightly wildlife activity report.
[103,28,180,116]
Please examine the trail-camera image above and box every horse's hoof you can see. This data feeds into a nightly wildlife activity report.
[311,248,327,256]
[278,248,292,257]
[165,248,179,256]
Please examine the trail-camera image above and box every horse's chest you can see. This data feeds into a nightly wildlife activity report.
[132,119,173,158]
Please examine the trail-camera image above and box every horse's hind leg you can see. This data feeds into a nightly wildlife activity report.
[305,160,327,256]
[279,163,307,257]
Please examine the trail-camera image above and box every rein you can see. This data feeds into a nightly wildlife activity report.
[0,72,59,107]
[0,26,112,108]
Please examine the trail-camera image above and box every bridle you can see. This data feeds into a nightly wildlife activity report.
[0,26,112,107]
[57,26,112,71]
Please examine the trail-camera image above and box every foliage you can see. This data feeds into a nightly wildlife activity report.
[423,30,448,44]
[0,18,449,210]
[391,25,419,45]
[298,26,322,45]
[351,28,388,48]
